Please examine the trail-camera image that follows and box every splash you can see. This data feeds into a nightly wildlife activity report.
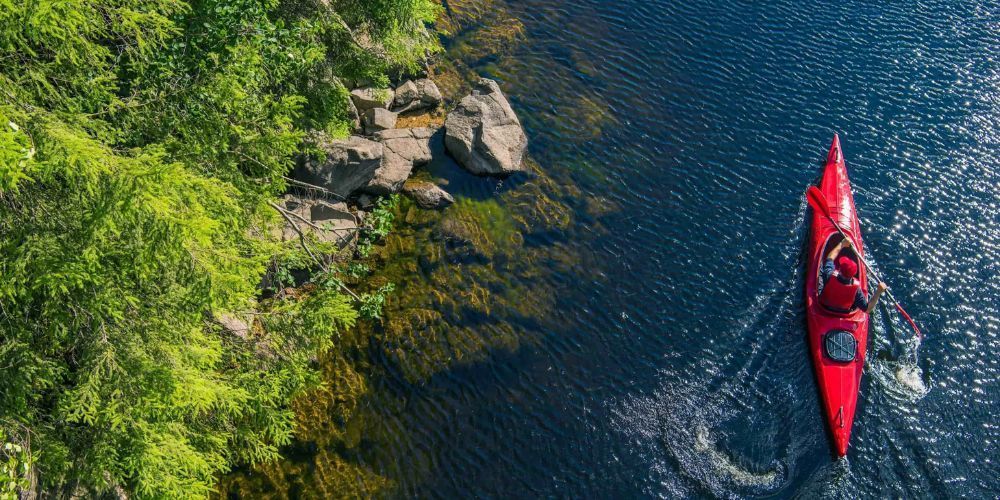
[868,353,930,403]
[894,363,927,395]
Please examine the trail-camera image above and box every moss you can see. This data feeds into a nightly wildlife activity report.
[395,108,447,128]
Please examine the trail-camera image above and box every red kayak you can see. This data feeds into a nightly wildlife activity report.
[806,134,870,457]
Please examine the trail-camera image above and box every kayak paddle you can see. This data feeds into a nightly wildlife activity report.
[805,185,923,340]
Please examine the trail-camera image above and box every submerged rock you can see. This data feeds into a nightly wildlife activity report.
[444,78,527,175]
[363,107,398,135]
[350,87,394,111]
[402,180,454,209]
[296,133,383,198]
[393,78,443,113]
[364,128,435,195]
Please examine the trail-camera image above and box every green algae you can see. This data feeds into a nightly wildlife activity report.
[363,176,589,384]
[438,197,522,258]
[449,16,526,62]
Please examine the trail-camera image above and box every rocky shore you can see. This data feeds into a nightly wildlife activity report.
[219,0,616,495]
[276,75,529,248]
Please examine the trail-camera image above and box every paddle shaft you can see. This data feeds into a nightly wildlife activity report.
[819,210,923,339]
[822,214,894,301]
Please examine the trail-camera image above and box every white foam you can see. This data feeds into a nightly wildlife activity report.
[894,364,927,394]
[693,424,781,488]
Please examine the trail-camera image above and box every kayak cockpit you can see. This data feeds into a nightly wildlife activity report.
[815,233,864,316]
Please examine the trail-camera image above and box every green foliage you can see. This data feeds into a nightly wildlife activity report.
[345,262,371,279]
[358,194,399,257]
[0,118,35,192]
[359,283,396,320]
[0,429,32,500]
[0,0,438,497]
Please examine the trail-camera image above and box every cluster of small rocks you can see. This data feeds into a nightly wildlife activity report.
[276,75,528,252]
[291,76,526,211]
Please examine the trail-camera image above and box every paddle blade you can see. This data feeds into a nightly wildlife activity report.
[806,185,832,218]
[895,302,924,339]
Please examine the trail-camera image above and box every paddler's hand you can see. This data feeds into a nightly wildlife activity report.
[867,282,889,314]
[841,239,853,250]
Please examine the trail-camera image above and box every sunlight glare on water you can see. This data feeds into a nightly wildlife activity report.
[265,0,1000,497]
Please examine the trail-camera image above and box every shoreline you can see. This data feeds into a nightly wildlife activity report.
[216,2,548,497]
[217,0,616,495]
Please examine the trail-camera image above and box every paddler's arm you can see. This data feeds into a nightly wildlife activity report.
[865,282,888,314]
[826,238,852,262]
[822,239,851,282]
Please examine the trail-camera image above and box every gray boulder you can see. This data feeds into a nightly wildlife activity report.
[393,78,443,112]
[363,128,435,195]
[273,195,358,247]
[444,78,527,175]
[346,95,361,132]
[363,107,398,135]
[402,180,454,209]
[350,87,394,111]
[295,133,383,198]
[216,313,252,340]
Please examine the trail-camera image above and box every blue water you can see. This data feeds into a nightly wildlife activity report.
[306,0,1000,497]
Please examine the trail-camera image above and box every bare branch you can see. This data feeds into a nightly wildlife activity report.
[282,176,348,201]
[268,201,360,301]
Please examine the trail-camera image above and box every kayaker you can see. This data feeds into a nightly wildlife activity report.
[820,239,887,314]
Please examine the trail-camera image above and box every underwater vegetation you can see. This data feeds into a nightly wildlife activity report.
[219,0,621,496]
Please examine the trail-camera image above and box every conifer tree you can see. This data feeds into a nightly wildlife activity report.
[0,0,439,496]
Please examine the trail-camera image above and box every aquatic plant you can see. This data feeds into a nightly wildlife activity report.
[358,194,401,258]
[219,0,621,496]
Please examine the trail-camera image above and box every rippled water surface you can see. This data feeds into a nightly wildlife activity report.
[273,0,1000,497]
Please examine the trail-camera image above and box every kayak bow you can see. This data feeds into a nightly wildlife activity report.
[806,134,870,458]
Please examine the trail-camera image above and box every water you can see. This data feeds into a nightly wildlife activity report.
[252,0,1000,497]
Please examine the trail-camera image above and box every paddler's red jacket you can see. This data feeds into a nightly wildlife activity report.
[820,259,868,312]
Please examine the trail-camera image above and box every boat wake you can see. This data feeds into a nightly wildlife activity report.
[790,458,854,499]
[610,378,786,497]
[864,257,931,402]
[693,424,783,488]
[607,207,806,497]
[606,196,821,496]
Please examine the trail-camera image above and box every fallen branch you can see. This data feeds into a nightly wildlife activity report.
[282,176,348,201]
[272,200,360,237]
[268,201,361,301]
